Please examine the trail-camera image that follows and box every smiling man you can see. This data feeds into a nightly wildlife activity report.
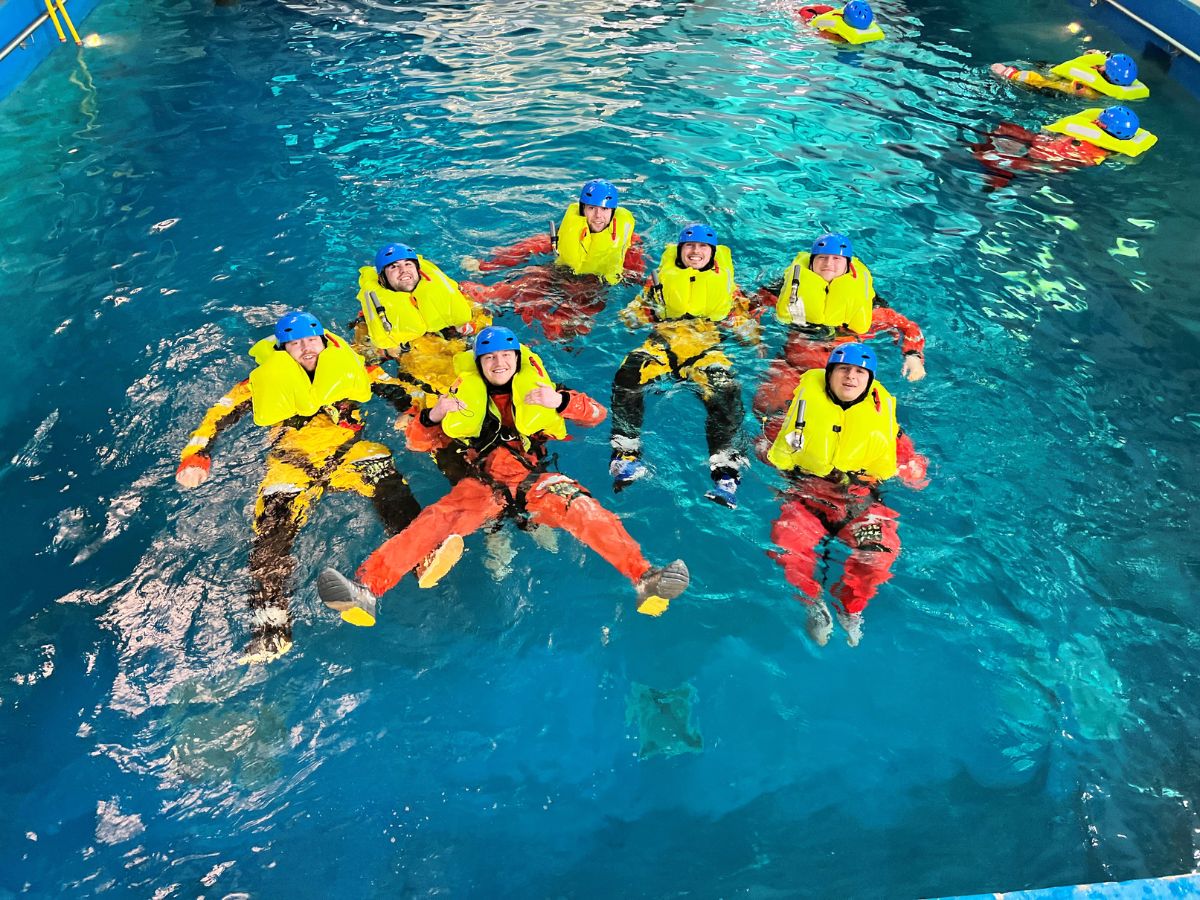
[316,325,691,625]
[463,180,646,343]
[765,343,929,647]
[174,311,460,663]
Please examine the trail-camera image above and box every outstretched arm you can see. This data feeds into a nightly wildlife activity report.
[176,380,252,487]
[558,387,608,427]
[870,303,926,380]
[477,234,555,272]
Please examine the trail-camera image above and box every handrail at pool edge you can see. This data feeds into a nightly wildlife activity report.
[1092,0,1200,65]
[0,11,53,63]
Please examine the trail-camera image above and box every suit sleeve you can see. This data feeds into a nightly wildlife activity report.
[559,389,608,428]
[870,305,926,358]
[479,234,555,271]
[178,379,252,467]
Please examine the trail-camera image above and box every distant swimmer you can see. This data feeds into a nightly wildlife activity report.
[796,1,885,44]
[971,105,1156,190]
[609,223,760,509]
[765,344,928,647]
[751,231,925,454]
[174,311,460,663]
[462,179,646,344]
[990,51,1148,101]
[315,326,691,625]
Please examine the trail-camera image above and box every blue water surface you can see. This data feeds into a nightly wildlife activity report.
[2,0,1199,896]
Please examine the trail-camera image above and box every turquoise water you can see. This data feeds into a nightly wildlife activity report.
[2,0,1200,895]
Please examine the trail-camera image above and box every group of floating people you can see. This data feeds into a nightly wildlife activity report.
[173,7,1157,664]
[175,175,929,661]
[793,1,1158,187]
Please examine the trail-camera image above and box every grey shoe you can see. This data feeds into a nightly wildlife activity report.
[317,568,378,627]
[804,597,833,647]
[837,610,864,647]
[635,559,690,616]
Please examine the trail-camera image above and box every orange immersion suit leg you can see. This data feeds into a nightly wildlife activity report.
[524,473,651,583]
[357,477,506,596]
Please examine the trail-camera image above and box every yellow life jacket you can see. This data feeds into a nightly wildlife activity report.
[776,252,874,331]
[1044,108,1158,158]
[1049,52,1150,101]
[810,9,885,44]
[656,244,736,322]
[248,332,373,427]
[355,258,472,349]
[767,368,897,480]
[440,346,567,442]
[554,204,636,285]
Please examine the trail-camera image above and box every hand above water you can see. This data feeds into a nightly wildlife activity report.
[902,354,926,382]
[525,386,564,409]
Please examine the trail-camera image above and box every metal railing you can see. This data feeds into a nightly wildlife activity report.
[1092,0,1200,65]
[0,0,82,64]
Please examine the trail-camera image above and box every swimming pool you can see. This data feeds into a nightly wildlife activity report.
[2,0,1199,895]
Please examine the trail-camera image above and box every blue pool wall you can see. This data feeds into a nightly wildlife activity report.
[0,0,103,101]
[1068,0,1200,97]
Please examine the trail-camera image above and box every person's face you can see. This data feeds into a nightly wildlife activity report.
[583,203,614,233]
[829,363,870,402]
[285,336,325,373]
[479,350,518,386]
[680,241,714,270]
[384,259,420,292]
[811,253,849,283]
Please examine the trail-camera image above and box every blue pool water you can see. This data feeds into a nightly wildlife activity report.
[2,0,1200,895]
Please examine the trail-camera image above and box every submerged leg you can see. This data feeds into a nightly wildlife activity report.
[356,477,506,596]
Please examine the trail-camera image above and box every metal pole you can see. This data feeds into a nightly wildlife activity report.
[1093,0,1200,66]
[0,12,51,63]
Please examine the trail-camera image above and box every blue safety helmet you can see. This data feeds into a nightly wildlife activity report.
[1103,53,1137,87]
[827,342,877,373]
[579,179,620,209]
[811,232,854,259]
[374,242,419,274]
[1097,105,1139,140]
[678,223,719,247]
[474,325,519,358]
[842,0,874,29]
[275,311,325,346]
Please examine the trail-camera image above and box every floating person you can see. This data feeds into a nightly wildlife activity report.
[990,51,1149,101]
[766,344,928,647]
[351,241,491,399]
[462,179,646,343]
[609,222,760,509]
[751,232,925,452]
[315,326,691,624]
[970,105,1156,190]
[796,1,884,44]
[174,311,462,663]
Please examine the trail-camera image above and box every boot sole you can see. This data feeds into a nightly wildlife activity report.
[416,534,465,589]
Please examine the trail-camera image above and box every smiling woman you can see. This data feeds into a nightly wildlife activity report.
[2,0,1200,895]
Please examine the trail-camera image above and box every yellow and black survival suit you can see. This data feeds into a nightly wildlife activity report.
[175,313,421,663]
